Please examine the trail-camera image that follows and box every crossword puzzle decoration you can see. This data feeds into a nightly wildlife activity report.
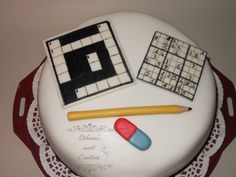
[137,31,207,100]
[45,21,133,105]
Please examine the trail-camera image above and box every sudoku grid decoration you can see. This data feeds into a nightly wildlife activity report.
[45,21,133,105]
[137,31,207,100]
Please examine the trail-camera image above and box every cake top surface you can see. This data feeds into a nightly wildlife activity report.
[39,12,216,177]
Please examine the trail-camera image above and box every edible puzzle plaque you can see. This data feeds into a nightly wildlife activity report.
[44,21,133,106]
[137,31,207,100]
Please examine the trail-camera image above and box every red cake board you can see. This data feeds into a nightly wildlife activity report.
[13,58,236,177]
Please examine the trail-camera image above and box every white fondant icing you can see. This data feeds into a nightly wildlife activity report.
[38,12,216,177]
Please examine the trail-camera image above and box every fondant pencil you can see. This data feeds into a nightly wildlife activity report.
[67,105,192,121]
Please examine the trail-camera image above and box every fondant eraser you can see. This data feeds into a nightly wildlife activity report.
[114,118,152,151]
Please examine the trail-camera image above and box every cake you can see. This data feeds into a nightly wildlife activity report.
[38,12,216,177]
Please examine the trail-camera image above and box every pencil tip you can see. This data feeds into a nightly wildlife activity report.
[179,106,192,112]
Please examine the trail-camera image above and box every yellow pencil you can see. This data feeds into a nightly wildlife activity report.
[67,105,192,121]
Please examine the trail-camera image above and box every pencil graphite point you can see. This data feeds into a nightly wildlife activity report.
[179,106,192,112]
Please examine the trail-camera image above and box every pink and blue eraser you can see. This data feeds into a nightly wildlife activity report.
[114,118,152,151]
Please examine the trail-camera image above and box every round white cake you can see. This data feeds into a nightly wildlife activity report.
[39,12,216,177]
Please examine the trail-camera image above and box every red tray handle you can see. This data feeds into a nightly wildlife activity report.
[206,64,236,177]
[212,65,236,139]
[13,58,46,149]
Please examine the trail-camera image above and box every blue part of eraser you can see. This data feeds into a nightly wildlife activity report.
[129,129,152,151]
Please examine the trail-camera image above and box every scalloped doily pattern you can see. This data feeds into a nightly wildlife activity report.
[175,73,225,177]
[27,65,79,177]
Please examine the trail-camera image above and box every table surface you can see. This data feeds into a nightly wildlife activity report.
[1,0,235,177]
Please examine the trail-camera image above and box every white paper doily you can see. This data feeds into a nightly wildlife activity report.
[27,64,79,177]
[26,65,225,177]
[175,73,225,177]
